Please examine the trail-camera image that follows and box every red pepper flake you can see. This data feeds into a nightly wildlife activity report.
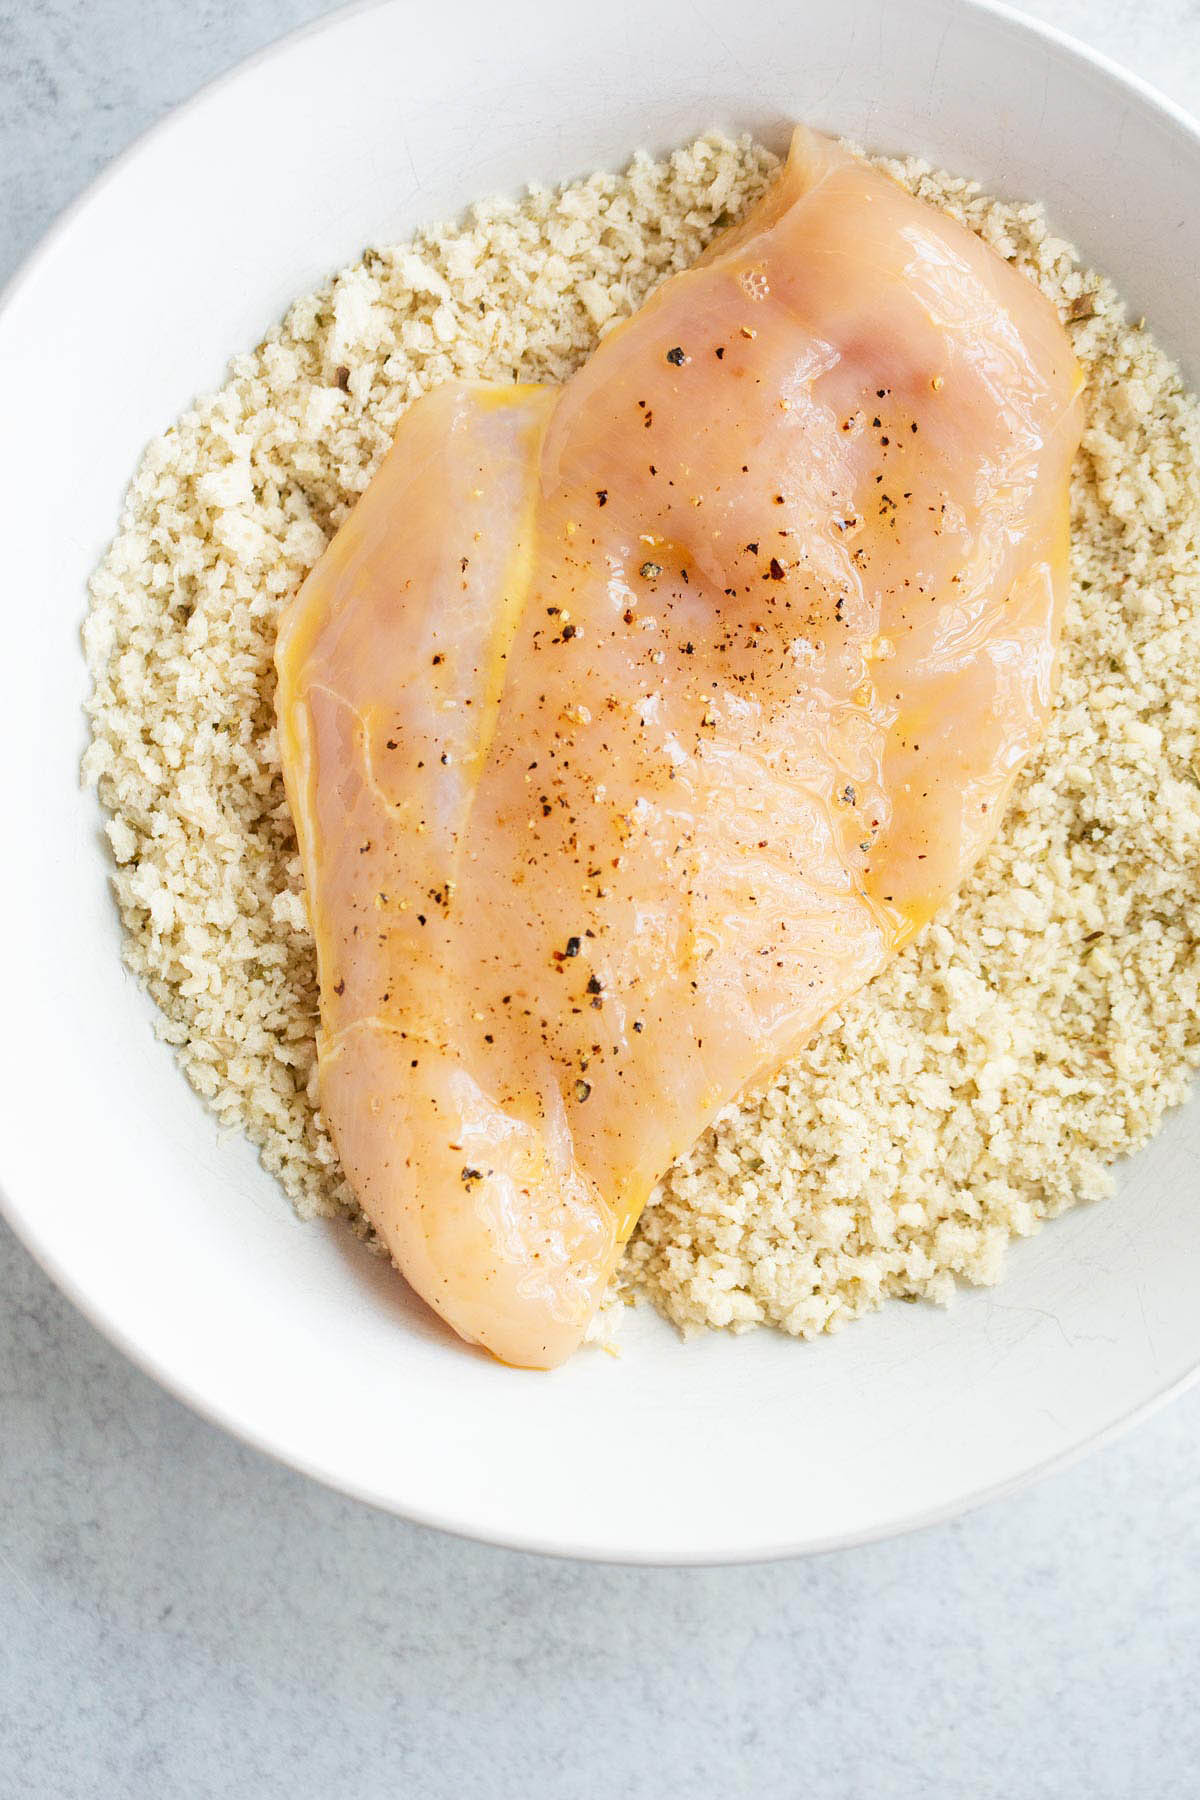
[596,489,608,506]
[665,345,688,366]
[768,557,786,580]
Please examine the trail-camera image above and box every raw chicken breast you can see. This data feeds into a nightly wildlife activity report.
[275,127,1083,1368]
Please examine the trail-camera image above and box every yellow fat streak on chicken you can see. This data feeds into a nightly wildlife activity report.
[275,126,1083,1368]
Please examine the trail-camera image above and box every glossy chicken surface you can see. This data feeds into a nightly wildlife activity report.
[275,127,1083,1368]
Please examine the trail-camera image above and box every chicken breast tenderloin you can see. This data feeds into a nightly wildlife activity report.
[275,126,1083,1367]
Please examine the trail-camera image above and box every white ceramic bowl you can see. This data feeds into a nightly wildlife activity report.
[2,0,1199,1564]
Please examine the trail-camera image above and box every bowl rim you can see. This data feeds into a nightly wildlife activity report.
[3,0,1200,1565]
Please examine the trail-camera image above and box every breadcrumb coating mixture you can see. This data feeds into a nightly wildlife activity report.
[82,133,1200,1342]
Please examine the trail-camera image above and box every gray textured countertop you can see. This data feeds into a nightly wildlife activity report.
[3,2,1200,1794]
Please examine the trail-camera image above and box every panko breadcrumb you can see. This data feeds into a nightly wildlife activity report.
[82,132,1200,1342]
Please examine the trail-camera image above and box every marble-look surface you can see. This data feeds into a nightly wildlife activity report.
[3,1,1200,1794]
